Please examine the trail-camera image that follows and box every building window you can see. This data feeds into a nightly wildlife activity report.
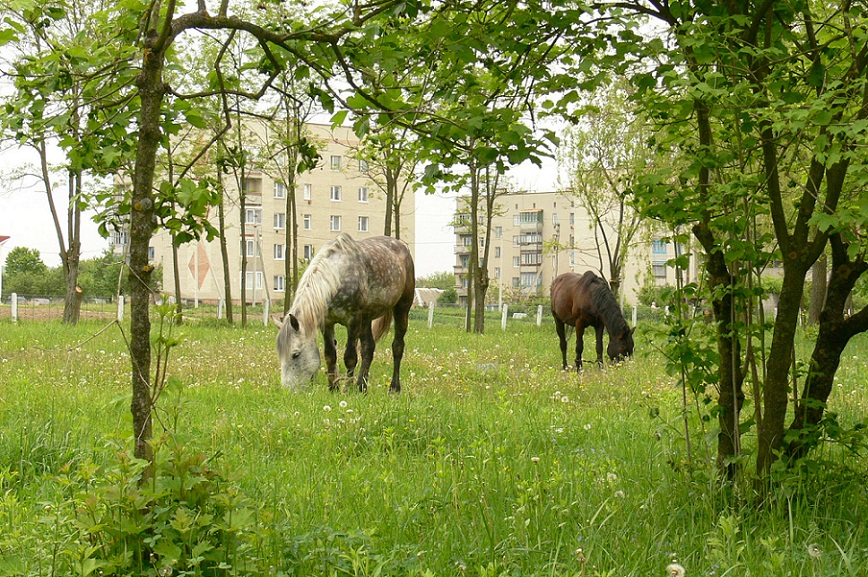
[274,213,285,229]
[244,271,264,290]
[495,247,501,258]
[512,277,520,288]
[242,239,260,257]
[303,183,312,200]
[330,215,342,231]
[552,213,559,225]
[520,272,537,287]
[513,256,520,267]
[330,155,341,170]
[495,226,502,239]
[242,177,262,194]
[303,214,312,230]
[274,275,285,292]
[303,244,314,260]
[148,247,155,260]
[274,244,285,260]
[513,215,521,226]
[111,230,129,246]
[359,159,369,173]
[652,261,667,280]
[358,187,369,202]
[330,185,342,201]
[495,267,501,279]
[570,213,575,225]
[652,239,668,254]
[521,252,542,265]
[358,216,369,232]
[245,208,262,225]
[274,182,286,198]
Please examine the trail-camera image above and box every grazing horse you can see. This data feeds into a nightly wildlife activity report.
[550,271,635,370]
[276,233,415,392]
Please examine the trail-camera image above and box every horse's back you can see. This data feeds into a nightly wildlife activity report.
[551,271,604,325]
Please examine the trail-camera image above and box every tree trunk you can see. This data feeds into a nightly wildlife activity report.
[808,253,827,326]
[128,43,165,469]
[171,234,183,324]
[217,184,233,324]
[785,235,868,461]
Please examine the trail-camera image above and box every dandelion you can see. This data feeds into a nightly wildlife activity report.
[531,456,540,464]
[158,566,172,577]
[323,405,332,412]
[607,472,618,483]
[561,395,570,403]
[339,400,348,408]
[807,543,822,558]
[583,423,592,431]
[666,562,685,577]
[614,490,625,498]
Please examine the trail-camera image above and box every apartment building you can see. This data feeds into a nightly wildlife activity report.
[114,122,415,305]
[453,190,695,306]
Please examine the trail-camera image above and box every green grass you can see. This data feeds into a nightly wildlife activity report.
[0,317,866,576]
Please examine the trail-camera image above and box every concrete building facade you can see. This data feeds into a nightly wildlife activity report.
[112,123,415,306]
[453,190,697,306]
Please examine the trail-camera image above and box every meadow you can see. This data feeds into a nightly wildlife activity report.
[0,312,866,576]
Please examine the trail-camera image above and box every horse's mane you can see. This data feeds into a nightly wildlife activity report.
[588,274,630,335]
[289,234,358,334]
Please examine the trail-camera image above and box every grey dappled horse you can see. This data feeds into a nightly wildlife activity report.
[276,234,415,392]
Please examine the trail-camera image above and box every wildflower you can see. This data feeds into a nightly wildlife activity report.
[607,472,618,483]
[339,400,348,408]
[158,566,172,577]
[561,395,570,403]
[583,423,592,431]
[807,543,822,558]
[614,490,625,498]
[531,456,540,464]
[666,562,685,577]
[323,405,332,412]
[575,548,586,563]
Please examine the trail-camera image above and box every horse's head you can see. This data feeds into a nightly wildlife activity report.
[607,326,635,362]
[276,313,321,390]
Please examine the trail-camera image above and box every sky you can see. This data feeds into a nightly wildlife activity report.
[0,146,559,279]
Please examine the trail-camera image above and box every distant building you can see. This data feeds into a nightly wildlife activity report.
[111,123,415,305]
[453,190,700,306]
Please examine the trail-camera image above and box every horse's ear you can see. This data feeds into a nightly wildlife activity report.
[288,313,301,332]
[630,326,636,335]
[271,313,285,329]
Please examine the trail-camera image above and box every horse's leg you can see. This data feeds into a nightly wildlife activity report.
[344,322,360,379]
[389,303,411,393]
[574,322,585,371]
[554,318,569,371]
[594,325,604,367]
[356,322,376,393]
[323,323,340,391]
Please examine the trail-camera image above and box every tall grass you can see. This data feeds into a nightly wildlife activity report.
[0,317,866,576]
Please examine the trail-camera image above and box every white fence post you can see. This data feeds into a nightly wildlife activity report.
[427,301,435,328]
[217,298,224,319]
[117,295,124,323]
[263,299,270,326]
[632,306,638,327]
[536,304,543,326]
[11,292,18,322]
[501,304,508,331]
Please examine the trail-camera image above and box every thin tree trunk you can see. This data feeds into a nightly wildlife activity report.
[217,177,234,324]
[808,253,827,326]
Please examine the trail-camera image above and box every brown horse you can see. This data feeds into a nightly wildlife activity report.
[276,234,415,392]
[551,271,634,370]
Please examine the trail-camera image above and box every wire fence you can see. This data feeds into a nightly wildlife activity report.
[2,291,675,329]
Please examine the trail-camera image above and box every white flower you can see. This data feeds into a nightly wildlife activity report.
[531,456,540,464]
[614,490,625,498]
[607,472,618,483]
[561,395,570,403]
[583,423,592,431]
[323,405,332,412]
[339,400,348,408]
[666,562,685,577]
[807,543,822,558]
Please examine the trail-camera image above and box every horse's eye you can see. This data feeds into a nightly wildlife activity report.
[292,351,301,359]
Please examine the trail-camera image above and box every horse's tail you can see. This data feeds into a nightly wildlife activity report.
[372,311,393,341]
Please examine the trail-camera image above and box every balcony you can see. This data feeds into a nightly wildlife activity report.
[454,244,472,255]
